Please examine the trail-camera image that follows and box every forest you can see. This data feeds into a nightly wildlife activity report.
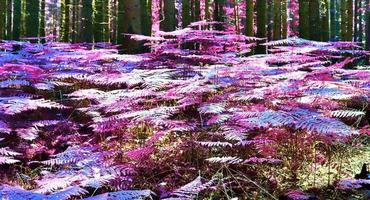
[0,0,369,200]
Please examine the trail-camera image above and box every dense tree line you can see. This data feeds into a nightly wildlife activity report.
[0,0,369,51]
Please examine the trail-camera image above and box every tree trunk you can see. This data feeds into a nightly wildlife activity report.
[161,0,176,31]
[141,0,151,36]
[6,0,12,40]
[273,0,281,40]
[321,0,330,41]
[245,0,253,36]
[256,0,267,53]
[330,0,337,40]
[281,0,287,38]
[94,0,104,42]
[117,0,143,53]
[214,0,225,30]
[39,0,46,42]
[299,0,309,39]
[60,0,70,42]
[0,1,6,39]
[358,0,363,42]
[25,0,40,42]
[341,0,347,40]
[12,0,21,40]
[182,0,191,27]
[80,0,93,42]
[366,0,370,50]
[309,0,321,41]
[346,0,353,41]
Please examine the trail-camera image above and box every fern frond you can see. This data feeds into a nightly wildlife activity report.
[47,186,88,200]
[82,189,154,200]
[167,176,213,199]
[330,110,365,119]
[206,156,243,164]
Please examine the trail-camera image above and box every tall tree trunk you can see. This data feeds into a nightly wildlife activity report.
[366,0,370,50]
[110,0,118,43]
[341,0,347,40]
[321,0,330,41]
[214,0,225,30]
[0,1,6,39]
[299,0,309,39]
[6,0,12,40]
[309,0,321,41]
[61,0,70,42]
[330,0,337,40]
[281,0,287,38]
[273,0,281,40]
[94,0,104,42]
[39,0,46,42]
[117,0,143,53]
[205,0,210,20]
[182,0,191,27]
[141,0,151,36]
[256,0,267,53]
[12,0,21,40]
[245,0,253,36]
[267,0,273,41]
[346,0,353,41]
[358,0,363,42]
[25,0,40,42]
[80,0,93,42]
[161,0,176,31]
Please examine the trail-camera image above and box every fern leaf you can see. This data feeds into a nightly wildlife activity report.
[206,156,243,164]
[330,110,365,119]
[82,189,154,200]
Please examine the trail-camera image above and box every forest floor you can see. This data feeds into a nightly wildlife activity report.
[0,31,369,200]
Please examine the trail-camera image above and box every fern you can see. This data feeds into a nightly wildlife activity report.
[82,190,154,200]
[330,110,366,119]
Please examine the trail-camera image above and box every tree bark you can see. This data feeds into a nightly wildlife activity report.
[309,0,321,41]
[341,0,347,40]
[80,0,93,42]
[6,0,12,40]
[321,0,330,41]
[281,0,287,38]
[346,0,353,41]
[273,0,281,40]
[0,0,6,39]
[256,0,267,53]
[12,0,21,40]
[161,0,176,31]
[299,0,309,39]
[245,0,253,36]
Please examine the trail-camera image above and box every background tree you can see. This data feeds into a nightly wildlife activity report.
[161,0,176,31]
[6,0,12,40]
[309,0,321,41]
[245,0,253,36]
[321,0,330,41]
[61,0,70,42]
[366,0,370,50]
[341,0,348,40]
[273,0,281,40]
[256,0,267,53]
[0,1,6,39]
[346,0,353,41]
[39,0,46,42]
[12,0,21,40]
[25,0,40,41]
[281,0,287,38]
[79,0,93,42]
[299,0,309,39]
